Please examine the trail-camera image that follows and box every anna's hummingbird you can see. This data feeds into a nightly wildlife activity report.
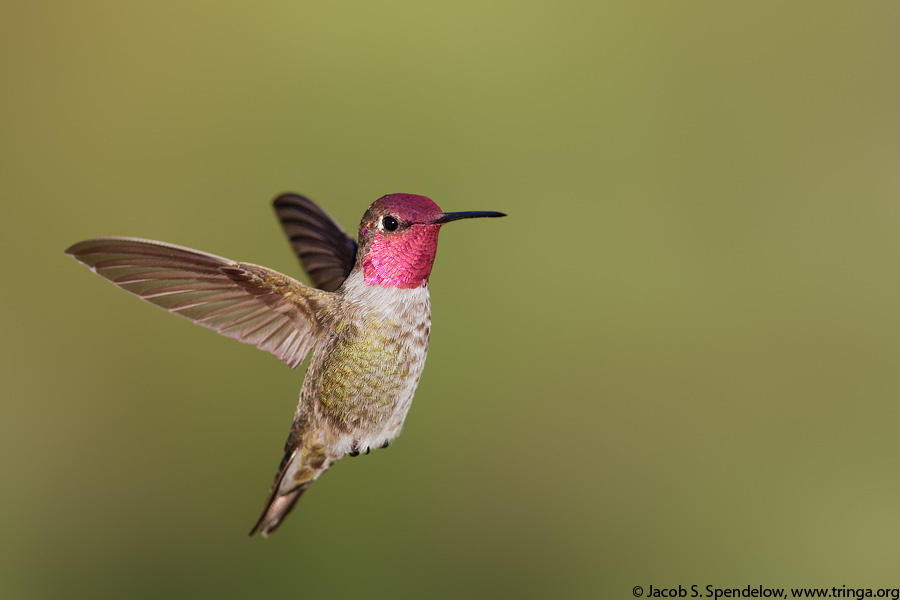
[66,193,505,537]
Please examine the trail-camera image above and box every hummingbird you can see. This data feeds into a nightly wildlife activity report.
[66,193,505,537]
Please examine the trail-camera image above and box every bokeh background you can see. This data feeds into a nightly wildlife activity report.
[4,1,900,598]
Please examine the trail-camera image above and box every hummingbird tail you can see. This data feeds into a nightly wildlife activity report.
[250,483,310,538]
[249,442,336,537]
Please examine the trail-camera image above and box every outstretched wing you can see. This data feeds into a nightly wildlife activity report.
[273,193,357,292]
[66,237,334,368]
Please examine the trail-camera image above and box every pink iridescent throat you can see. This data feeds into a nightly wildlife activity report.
[363,225,440,289]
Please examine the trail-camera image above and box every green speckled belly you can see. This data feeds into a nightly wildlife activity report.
[302,281,431,437]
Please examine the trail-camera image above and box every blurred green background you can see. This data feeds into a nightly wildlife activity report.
[4,1,900,598]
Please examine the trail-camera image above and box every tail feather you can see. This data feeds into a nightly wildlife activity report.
[249,483,309,537]
[249,440,336,537]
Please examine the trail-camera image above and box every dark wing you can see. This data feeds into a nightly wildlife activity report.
[66,237,334,368]
[273,193,358,292]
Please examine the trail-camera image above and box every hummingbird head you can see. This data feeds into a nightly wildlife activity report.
[357,193,505,289]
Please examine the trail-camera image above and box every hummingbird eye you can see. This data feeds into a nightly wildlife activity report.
[381,216,399,232]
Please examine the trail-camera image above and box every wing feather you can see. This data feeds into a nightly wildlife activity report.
[66,237,336,368]
[273,193,357,292]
